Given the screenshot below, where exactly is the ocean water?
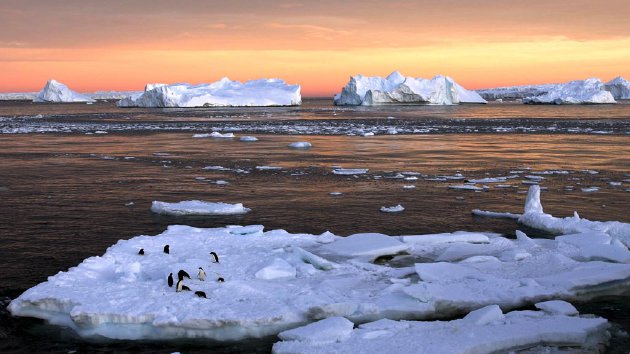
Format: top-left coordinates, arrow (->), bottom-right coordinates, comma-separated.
0,99 -> 629,353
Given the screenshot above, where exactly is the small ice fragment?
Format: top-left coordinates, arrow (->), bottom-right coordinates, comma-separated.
380,205 -> 405,213
581,187 -> 600,193
332,168 -> 369,175
240,136 -> 258,142
403,185 -> 416,189
288,141 -> 312,149
329,192 -> 343,196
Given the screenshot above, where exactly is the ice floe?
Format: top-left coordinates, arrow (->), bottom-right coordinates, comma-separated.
332,168 -> 369,175
192,132 -> 235,138
523,78 -> 616,104
150,200 -> 250,216
33,80 -> 95,103
239,136 -> 259,142
333,71 -> 486,106
117,78 -> 301,107
288,141 -> 312,149
273,305 -> 609,354
380,205 -> 405,213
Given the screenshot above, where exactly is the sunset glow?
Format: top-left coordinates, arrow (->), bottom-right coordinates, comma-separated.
1,0 -> 629,96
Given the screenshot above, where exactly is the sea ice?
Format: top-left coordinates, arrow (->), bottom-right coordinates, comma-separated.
332,168 -> 369,175
273,307 -> 609,354
117,78 -> 301,107
334,71 -> 486,106
380,205 -> 405,213
150,200 -> 250,216
523,78 -> 616,104
33,80 -> 95,103
288,142 -> 312,149
240,136 -> 259,142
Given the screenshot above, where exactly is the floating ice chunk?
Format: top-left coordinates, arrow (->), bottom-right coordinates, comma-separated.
463,304 -> 504,325
523,78 -> 616,104
535,300 -> 579,316
333,71 -> 487,106
194,132 -> 236,138
581,187 -> 600,193
273,308 -> 609,354
255,258 -> 296,280
202,165 -> 230,171
150,200 -> 250,216
402,185 -> 416,189
239,136 -> 258,142
288,141 -> 312,149
256,166 -> 283,170
448,185 -> 485,191
277,317 -> 354,344
321,233 -> 408,260
466,177 -> 508,183
472,209 -> 521,220
33,80 -> 95,103
518,185 -> 630,244
332,168 -> 369,175
117,78 -> 301,107
380,205 -> 405,213
329,192 -> 343,196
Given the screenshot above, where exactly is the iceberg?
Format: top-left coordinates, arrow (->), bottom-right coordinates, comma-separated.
117,78 -> 301,107
476,84 -> 557,100
333,71 -> 487,106
33,80 -> 95,103
273,306 -> 609,354
605,76 -> 630,100
522,78 -> 616,104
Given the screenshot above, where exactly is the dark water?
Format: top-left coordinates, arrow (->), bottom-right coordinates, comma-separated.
0,99 -> 629,353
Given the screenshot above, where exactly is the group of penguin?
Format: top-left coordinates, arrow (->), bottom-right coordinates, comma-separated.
138,244 -> 223,299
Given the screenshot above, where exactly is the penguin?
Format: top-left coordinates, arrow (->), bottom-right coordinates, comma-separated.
217,277 -> 225,283
198,267 -> 206,281
210,251 -> 219,263
167,273 -> 174,287
138,248 -> 144,255
176,279 -> 191,292
194,291 -> 207,298
178,269 -> 191,281
163,245 -> 170,254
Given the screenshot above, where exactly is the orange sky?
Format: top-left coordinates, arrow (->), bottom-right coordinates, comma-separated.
1,0 -> 629,96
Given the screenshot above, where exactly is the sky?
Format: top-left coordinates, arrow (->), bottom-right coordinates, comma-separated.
1,0 -> 629,96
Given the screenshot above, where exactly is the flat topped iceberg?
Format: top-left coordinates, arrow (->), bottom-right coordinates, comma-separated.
273,306 -> 609,354
150,200 -> 250,216
117,77 -> 301,108
605,76 -> 630,100
33,80 -> 95,103
334,71 -> 487,106
523,78 -> 616,104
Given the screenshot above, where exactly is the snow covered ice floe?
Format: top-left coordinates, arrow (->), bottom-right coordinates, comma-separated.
33,80 -> 95,103
117,78 -> 301,107
523,78 -> 616,104
333,71 -> 487,106
150,200 -> 250,216
272,305 -> 609,354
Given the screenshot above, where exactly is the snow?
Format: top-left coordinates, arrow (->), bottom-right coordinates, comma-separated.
150,200 -> 251,216
33,80 -> 95,103
117,78 -> 301,107
273,307 -> 609,354
523,78 -> 616,104
605,76 -> 630,99
288,141 -> 312,149
334,71 -> 487,106
321,233 -> 408,260
332,168 -> 368,175
380,205 -> 405,213
255,258 -> 296,280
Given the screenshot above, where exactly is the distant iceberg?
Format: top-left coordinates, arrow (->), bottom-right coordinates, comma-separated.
33,80 -> 95,103
522,78 -> 616,104
333,71 -> 487,106
117,78 -> 301,108
604,76 -> 630,100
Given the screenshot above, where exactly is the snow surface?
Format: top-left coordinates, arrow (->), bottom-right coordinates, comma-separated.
117,78 -> 301,107
334,71 -> 487,106
605,76 -> 630,100
273,306 -> 609,354
523,78 -> 616,104
33,80 -> 95,103
150,200 -> 250,216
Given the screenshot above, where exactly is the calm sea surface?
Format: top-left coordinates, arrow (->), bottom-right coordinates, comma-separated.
0,99 -> 629,353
